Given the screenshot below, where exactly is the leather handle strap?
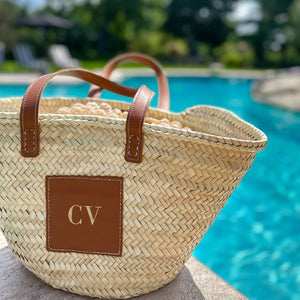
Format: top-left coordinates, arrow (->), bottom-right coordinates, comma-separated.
20,68 -> 155,163
87,52 -> 170,111
125,85 -> 153,163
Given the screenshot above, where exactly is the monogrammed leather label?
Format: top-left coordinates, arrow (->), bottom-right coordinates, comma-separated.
46,175 -> 123,256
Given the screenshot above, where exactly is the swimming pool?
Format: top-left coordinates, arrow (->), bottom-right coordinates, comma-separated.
1,76 -> 299,300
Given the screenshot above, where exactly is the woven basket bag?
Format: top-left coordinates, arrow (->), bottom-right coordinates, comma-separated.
0,64 -> 267,299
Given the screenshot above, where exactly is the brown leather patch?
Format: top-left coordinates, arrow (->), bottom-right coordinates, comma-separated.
46,175 -> 123,256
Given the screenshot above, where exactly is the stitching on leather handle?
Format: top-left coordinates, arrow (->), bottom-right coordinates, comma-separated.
21,77 -> 39,155
127,135 -> 139,158
23,129 -> 37,154
125,86 -> 154,163
21,75 -> 50,156
126,87 -> 142,161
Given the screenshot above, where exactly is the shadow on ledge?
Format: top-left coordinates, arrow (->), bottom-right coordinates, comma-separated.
0,247 -> 203,300
134,265 -> 204,300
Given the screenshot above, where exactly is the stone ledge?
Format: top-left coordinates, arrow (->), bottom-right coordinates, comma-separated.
0,231 -> 246,300
0,67 -> 264,85
252,73 -> 300,111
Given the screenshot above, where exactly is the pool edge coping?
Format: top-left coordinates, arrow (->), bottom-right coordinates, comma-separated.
0,67 -> 266,85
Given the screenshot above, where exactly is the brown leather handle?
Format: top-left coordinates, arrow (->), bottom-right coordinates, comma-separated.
87,52 -> 170,111
20,68 -> 155,163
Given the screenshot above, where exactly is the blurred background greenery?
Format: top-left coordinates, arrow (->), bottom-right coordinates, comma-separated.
0,0 -> 300,70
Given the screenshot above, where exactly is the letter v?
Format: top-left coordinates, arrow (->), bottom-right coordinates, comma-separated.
85,206 -> 102,225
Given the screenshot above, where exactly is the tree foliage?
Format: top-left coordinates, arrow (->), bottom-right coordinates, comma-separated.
164,0 -> 237,55
1,0 -> 300,68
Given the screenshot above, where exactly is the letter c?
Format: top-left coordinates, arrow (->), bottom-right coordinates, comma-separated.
68,205 -> 82,225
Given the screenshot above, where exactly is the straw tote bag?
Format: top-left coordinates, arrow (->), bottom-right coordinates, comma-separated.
0,65 -> 267,299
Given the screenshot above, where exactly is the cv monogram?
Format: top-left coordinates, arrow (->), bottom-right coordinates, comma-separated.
68,205 -> 102,226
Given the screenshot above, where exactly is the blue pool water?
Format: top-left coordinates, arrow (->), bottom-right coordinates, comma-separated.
1,76 -> 300,300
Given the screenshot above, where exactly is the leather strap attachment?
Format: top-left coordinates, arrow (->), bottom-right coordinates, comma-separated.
125,85 -> 154,163
20,68 -> 154,163
88,52 -> 170,111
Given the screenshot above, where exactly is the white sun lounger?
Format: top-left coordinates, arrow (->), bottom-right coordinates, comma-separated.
13,43 -> 49,74
48,44 -> 80,68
